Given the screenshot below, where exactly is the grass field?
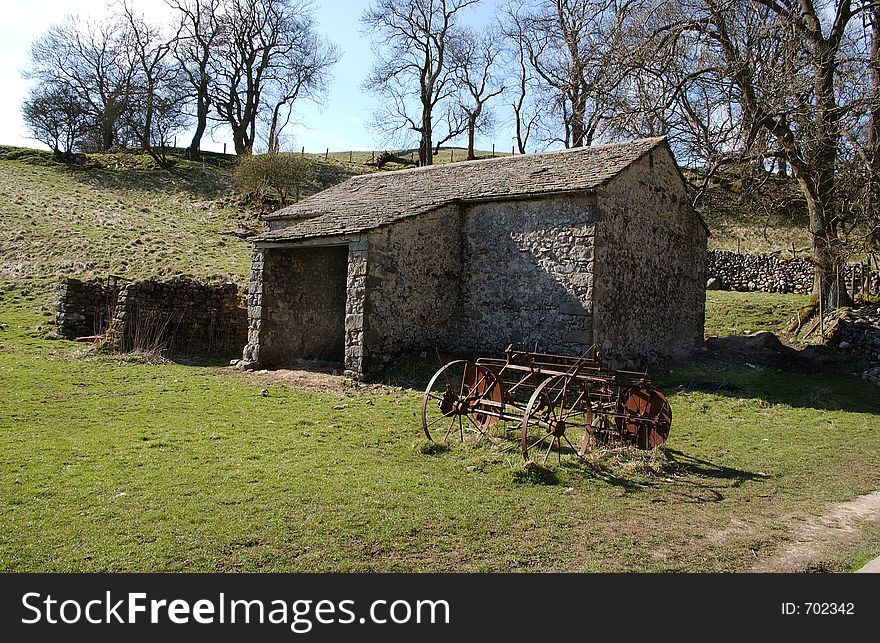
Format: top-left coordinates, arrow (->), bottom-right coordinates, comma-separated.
1,291 -> 879,572
704,291 -> 809,337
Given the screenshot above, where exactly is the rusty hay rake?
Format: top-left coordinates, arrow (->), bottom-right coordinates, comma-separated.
421,346 -> 672,463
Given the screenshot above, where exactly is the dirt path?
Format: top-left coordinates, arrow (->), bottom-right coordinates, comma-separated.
751,491 -> 880,572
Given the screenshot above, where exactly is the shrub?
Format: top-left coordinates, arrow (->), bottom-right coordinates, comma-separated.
234,152 -> 315,207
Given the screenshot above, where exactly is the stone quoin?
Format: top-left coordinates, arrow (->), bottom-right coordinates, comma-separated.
241,136 -> 708,379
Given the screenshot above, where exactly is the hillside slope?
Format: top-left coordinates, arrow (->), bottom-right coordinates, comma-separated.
0,150 -> 256,292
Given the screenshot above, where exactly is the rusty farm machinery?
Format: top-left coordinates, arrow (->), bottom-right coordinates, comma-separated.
421,347 -> 672,463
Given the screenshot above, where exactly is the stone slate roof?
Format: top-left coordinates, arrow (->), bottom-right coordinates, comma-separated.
253,136 -> 667,243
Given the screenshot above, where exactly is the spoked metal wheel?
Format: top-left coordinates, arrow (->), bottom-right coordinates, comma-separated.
619,387 -> 672,449
519,376 -> 594,463
421,360 -> 503,443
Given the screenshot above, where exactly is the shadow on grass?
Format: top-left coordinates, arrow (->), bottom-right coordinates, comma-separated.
664,450 -> 769,486
665,365 -> 880,415
66,164 -> 231,200
550,447 -> 766,502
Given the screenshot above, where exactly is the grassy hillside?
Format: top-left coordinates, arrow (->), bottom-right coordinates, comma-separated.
0,147 -> 253,292
691,167 -> 813,255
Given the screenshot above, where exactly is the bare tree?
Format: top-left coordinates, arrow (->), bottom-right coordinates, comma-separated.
167,0 -> 223,156
21,81 -> 92,157
500,0 -> 542,153
118,1 -> 189,167
450,26 -> 505,159
515,0 -> 623,148
26,15 -> 137,150
209,0 -> 336,155
361,0 -> 480,166
652,0 -> 877,309
264,27 -> 340,153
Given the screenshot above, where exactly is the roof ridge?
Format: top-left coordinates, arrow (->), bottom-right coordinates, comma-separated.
361,136 -> 667,180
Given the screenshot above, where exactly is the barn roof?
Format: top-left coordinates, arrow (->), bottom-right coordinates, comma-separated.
253,136 -> 668,243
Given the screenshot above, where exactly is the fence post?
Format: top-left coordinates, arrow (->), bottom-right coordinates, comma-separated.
492,144 -> 495,157
349,150 -> 353,162
372,151 -> 375,163
450,149 -> 454,162
325,148 -> 329,160
301,146 -> 305,158
223,143 -> 226,155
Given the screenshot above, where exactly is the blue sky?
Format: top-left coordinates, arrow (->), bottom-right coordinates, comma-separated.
1,0 -> 505,153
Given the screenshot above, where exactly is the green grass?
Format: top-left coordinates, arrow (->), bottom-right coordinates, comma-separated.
704,291 -> 809,338
1,293 -> 878,572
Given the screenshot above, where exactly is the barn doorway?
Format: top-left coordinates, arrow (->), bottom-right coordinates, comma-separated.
262,244 -> 348,365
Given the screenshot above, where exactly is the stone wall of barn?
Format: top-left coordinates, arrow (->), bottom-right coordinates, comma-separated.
250,245 -> 349,366
456,194 -> 598,355
360,205 -> 463,375
593,148 -> 707,364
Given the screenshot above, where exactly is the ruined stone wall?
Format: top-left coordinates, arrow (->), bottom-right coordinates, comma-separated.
56,276 -> 246,355
594,148 -> 707,363
457,195 -> 597,355
255,245 -> 349,366
833,304 -> 880,364
707,250 -> 879,295
56,278 -> 118,339
362,206 -> 462,374
113,277 -> 246,356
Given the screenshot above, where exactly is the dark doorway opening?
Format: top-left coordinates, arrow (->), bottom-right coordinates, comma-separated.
262,244 -> 348,365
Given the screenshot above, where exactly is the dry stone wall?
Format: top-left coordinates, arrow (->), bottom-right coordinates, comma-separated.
56,278 -> 118,339
113,277 -> 246,356
57,277 -> 246,356
834,304 -> 880,365
707,250 -> 879,295
457,195 -> 597,355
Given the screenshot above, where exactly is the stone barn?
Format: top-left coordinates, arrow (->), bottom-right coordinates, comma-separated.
242,136 -> 707,379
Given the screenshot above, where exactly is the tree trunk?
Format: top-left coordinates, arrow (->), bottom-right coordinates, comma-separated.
232,126 -> 249,155
101,117 -> 115,150
569,89 -> 587,148
796,173 -> 851,310
420,105 -> 432,166
466,113 -> 477,160
188,88 -> 209,157
514,109 -> 527,154
869,6 -> 880,237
